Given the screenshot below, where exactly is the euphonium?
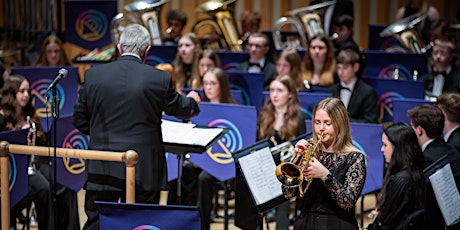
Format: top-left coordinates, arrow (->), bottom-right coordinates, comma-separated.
110,0 -> 167,45
380,13 -> 430,53
275,133 -> 323,197
26,116 -> 37,176
272,0 -> 336,49
192,0 -> 242,51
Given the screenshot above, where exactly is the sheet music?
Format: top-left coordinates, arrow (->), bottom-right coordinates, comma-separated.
238,146 -> 283,205
429,163 -> 460,226
161,119 -> 223,146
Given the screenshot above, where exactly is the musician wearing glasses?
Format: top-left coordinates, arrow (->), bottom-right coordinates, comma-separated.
419,39 -> 460,99
197,67 -> 237,230
284,97 -> 366,230
0,75 -> 51,230
236,32 -> 276,89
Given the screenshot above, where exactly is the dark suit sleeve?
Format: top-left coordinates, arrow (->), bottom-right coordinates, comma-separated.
164,77 -> 200,120
72,80 -> 90,135
350,84 -> 378,123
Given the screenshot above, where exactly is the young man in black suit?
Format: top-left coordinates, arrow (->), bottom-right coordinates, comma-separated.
407,104 -> 460,230
419,38 -> 460,99
328,48 -> 378,123
436,92 -> 460,153
236,32 -> 276,89
72,24 -> 201,230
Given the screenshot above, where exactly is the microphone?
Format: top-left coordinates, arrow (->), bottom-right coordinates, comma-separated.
47,68 -> 68,91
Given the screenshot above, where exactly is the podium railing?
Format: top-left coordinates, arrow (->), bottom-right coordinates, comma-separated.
0,141 -> 138,230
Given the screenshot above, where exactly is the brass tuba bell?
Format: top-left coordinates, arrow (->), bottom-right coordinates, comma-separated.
380,13 -> 431,53
192,0 -> 242,51
275,133 -> 323,197
272,0 -> 336,49
110,0 -> 167,45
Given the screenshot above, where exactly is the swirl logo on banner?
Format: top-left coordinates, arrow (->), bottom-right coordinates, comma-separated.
377,92 -> 405,123
378,64 -> 412,80
76,9 -> 108,42
207,119 -> 243,164
31,79 -> 66,118
62,129 -> 88,174
133,225 -> 161,230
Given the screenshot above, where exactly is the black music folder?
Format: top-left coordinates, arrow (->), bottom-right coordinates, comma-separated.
161,119 -> 227,154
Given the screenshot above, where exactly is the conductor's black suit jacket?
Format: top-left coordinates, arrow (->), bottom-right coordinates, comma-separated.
72,55 -> 200,192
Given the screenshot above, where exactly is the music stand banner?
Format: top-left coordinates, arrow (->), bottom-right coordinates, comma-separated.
262,91 -> 331,119
367,24 -> 401,51
0,129 -> 28,207
392,98 -> 433,123
226,71 -> 264,108
188,102 -> 257,181
11,66 -> 79,132
216,50 -> 249,71
96,201 -> 201,229
306,121 -> 384,195
64,0 -> 117,50
363,77 -> 424,123
363,50 -> 428,78
50,115 -> 87,191
146,45 -> 178,66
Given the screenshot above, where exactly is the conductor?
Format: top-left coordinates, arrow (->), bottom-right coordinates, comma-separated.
72,24 -> 201,230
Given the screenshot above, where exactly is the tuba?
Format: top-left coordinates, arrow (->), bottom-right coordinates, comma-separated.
275,133 -> 323,197
272,0 -> 336,49
192,0 -> 243,51
110,0 -> 167,45
380,13 -> 431,53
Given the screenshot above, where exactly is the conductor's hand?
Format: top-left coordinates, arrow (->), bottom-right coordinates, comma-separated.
187,91 -> 201,105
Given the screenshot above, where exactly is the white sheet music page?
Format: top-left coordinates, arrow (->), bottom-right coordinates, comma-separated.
238,146 -> 283,205
429,163 -> 460,226
161,119 -> 223,146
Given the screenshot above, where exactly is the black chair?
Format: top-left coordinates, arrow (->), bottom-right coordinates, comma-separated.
400,209 -> 425,230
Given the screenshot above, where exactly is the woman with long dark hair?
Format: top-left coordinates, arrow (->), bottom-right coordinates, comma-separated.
367,122 -> 425,229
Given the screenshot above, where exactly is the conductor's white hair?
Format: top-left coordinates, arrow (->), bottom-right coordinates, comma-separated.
119,24 -> 151,56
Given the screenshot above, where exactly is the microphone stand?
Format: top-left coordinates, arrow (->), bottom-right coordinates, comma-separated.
49,86 -> 60,230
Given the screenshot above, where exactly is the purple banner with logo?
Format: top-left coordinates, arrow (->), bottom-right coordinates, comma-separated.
392,98 -> 434,124
50,115 -> 87,191
146,45 -> 178,66
363,77 -> 424,123
226,71 -> 264,108
186,102 -> 257,182
64,0 -> 117,50
363,50 -> 428,79
97,201 -> 201,229
11,66 -> 79,132
263,91 -> 331,119
0,129 -> 28,207
216,50 -> 249,71
306,121 -> 384,195
368,24 -> 401,51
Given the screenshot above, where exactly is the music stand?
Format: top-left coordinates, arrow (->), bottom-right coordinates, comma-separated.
162,121 -> 228,204
233,139 -> 288,229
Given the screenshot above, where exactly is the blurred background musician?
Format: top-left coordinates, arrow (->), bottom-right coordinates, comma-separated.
163,9 -> 188,45
1,75 -> 51,230
196,49 -> 222,89
173,33 -> 202,90
275,48 -> 306,92
302,34 -> 336,89
197,67 -> 237,230
236,32 -> 275,89
435,93 -> 460,154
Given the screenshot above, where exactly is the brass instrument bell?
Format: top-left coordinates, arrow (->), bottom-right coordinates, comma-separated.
380,13 -> 428,53
192,0 -> 242,51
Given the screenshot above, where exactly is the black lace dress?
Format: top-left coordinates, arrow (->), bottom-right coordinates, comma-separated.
283,150 -> 367,230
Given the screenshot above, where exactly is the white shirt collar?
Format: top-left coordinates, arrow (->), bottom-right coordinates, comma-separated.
121,53 -> 141,60
444,125 -> 460,142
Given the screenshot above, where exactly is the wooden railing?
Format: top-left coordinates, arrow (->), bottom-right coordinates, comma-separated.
0,141 -> 138,230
